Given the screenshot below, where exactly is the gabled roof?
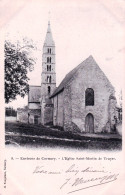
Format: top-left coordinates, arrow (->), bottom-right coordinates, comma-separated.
28,86 -> 41,103
50,55 -> 114,98
50,56 -> 92,98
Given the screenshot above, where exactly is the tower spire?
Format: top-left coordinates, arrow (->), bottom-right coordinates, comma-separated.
47,20 -> 51,33
44,19 -> 54,46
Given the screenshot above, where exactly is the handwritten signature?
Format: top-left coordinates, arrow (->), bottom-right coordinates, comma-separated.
33,164 -> 119,194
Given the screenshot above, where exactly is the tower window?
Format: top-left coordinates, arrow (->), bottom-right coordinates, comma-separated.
47,48 -> 51,54
47,65 -> 51,71
85,88 -> 94,106
47,57 -> 49,63
47,76 -> 49,83
47,57 -> 51,63
47,76 -> 51,83
48,86 -> 51,94
49,76 -> 51,83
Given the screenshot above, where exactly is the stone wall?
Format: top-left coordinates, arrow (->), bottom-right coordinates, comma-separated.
17,108 -> 28,123
44,105 -> 53,124
41,82 -> 56,98
57,92 -> 64,127
108,96 -> 117,132
63,60 -> 115,133
52,91 -> 64,127
63,85 -> 72,131
53,95 -> 57,126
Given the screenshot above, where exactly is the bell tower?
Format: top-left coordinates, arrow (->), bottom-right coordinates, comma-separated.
41,21 -> 56,125
41,21 -> 56,98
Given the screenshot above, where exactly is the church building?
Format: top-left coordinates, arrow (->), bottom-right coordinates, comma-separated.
17,21 -> 118,133
50,55 -> 117,133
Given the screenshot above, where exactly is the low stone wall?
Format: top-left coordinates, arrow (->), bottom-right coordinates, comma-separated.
17,109 -> 28,123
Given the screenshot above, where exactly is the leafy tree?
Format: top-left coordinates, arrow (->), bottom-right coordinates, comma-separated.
5,38 -> 36,103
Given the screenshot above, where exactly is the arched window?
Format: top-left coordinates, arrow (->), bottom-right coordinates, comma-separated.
48,86 -> 51,94
47,57 -> 49,63
49,76 -> 51,83
47,76 -> 49,83
85,88 -> 94,106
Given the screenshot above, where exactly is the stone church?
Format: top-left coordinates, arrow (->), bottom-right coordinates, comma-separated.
17,21 -> 118,133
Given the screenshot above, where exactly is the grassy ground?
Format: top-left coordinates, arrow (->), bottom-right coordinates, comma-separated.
5,122 -> 122,150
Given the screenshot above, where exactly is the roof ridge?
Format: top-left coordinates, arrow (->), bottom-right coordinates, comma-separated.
51,55 -> 93,98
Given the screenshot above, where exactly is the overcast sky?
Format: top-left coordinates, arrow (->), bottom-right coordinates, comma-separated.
4,0 -> 125,109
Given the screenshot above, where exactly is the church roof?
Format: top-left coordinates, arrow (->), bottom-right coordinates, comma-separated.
44,21 -> 55,46
51,56 -> 92,98
28,86 -> 41,103
50,55 -> 114,98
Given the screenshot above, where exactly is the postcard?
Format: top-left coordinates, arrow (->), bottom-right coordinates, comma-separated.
0,0 -> 125,194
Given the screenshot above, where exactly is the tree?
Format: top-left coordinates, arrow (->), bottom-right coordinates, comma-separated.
5,38 -> 36,103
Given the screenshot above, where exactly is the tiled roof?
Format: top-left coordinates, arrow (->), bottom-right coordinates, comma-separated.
51,55 -> 94,98
28,86 -> 41,103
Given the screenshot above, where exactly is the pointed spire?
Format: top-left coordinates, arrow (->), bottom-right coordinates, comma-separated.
47,21 -> 51,33
44,21 -> 55,46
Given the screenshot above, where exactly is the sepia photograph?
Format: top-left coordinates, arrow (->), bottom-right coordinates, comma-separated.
4,0 -> 123,151
1,0 -> 125,195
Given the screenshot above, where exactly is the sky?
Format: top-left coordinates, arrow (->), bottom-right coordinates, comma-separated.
3,0 -> 125,109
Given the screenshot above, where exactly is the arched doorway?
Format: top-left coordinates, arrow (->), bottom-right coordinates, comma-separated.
85,113 -> 94,133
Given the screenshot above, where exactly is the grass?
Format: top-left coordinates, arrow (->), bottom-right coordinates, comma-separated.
5,122 -> 122,150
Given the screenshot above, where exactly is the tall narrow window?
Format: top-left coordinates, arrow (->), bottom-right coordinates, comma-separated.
50,48 -> 51,54
50,57 -> 51,63
49,76 -> 51,83
49,65 -> 51,71
48,86 -> 51,94
47,57 -> 49,63
48,48 -> 49,53
47,65 -> 48,71
47,76 -> 49,83
85,88 -> 94,106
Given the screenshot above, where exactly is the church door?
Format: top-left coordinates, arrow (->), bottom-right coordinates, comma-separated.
85,113 -> 94,133
34,115 -> 39,124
